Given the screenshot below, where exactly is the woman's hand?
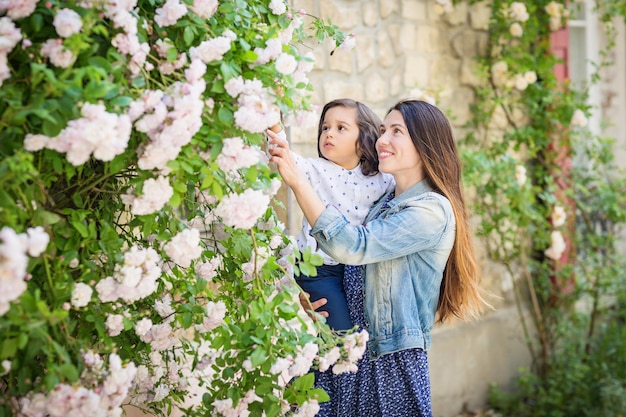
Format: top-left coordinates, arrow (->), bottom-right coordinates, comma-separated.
299,291 -> 329,321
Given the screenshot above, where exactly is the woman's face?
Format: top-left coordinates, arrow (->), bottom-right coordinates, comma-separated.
318,106 -> 361,170
377,110 -> 423,181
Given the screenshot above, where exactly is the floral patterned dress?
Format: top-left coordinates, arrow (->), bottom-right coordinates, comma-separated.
315,192 -> 433,417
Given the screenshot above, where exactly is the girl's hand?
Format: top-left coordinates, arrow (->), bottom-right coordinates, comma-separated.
266,128 -> 306,189
267,128 -> 327,232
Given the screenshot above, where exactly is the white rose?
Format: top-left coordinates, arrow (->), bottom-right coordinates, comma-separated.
53,9 -> 83,38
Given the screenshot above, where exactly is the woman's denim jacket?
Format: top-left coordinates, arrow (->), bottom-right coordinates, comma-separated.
310,180 -> 456,359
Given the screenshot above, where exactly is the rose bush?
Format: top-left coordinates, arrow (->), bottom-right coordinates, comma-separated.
0,1 -> 366,416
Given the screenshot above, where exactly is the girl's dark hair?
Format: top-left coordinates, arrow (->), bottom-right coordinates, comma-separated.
389,99 -> 486,322
316,98 -> 381,176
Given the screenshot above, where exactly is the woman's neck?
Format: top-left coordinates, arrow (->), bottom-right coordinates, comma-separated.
393,172 -> 425,195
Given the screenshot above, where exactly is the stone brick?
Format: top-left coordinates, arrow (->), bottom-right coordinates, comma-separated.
362,1 -> 378,27
438,86 -> 475,126
416,24 -> 440,54
328,46 -> 355,74
380,0 -> 399,18
293,0 -> 316,16
460,57 -> 482,87
322,79 -> 366,102
377,30 -> 395,67
469,1 -> 492,31
398,23 -> 418,51
356,33 -> 375,73
444,0 -> 468,26
404,55 -> 430,87
401,0 -> 428,21
319,0 -> 360,30
451,28 -> 482,58
365,72 -> 388,104
429,55 -> 461,88
390,67 -> 403,96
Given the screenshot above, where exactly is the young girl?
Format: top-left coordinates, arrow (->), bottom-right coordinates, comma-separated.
271,98 -> 393,331
269,100 -> 487,416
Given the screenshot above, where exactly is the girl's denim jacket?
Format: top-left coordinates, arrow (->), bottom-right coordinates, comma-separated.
310,180 -> 456,359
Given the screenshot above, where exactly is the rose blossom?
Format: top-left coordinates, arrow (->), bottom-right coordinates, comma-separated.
53,8 -> 82,38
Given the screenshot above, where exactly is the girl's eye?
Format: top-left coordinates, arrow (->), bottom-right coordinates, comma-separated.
322,126 -> 329,131
338,125 -> 346,131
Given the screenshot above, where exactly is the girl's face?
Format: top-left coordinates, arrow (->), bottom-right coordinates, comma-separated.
319,106 -> 361,170
377,110 -> 424,182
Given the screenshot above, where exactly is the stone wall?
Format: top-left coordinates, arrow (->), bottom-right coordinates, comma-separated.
285,1 -> 533,416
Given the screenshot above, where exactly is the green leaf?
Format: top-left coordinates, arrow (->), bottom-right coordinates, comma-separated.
250,346 -> 268,366
1,338 -> 18,359
166,46 -> 179,62
183,26 -> 195,46
72,220 -> 89,238
217,107 -> 233,123
291,372 -> 315,391
170,192 -> 182,207
58,363 -> 79,382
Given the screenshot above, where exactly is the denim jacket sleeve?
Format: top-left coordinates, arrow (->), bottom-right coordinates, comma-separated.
310,194 -> 453,265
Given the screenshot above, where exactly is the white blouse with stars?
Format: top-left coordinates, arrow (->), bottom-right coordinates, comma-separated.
293,152 -> 394,266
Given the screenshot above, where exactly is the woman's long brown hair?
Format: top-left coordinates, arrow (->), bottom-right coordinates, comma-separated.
391,100 -> 488,322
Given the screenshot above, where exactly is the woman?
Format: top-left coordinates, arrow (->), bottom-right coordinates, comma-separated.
268,100 -> 486,416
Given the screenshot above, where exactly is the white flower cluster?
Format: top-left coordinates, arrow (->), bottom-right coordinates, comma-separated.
212,393 -> 260,417
163,228 -> 203,268
95,245 -> 162,304
87,0 -> 151,76
24,103 -> 132,166
544,230 -> 567,260
190,0 -> 218,19
194,254 -> 223,281
155,39 -> 188,75
225,75 -> 281,133
507,2 -> 530,22
213,188 -> 271,230
132,339 -> 219,408
570,109 -> 588,127
155,0 -> 187,27
545,1 -> 569,31
133,65 -> 207,172
268,329 -> 369,386
505,2 -> 529,37
0,0 -> 38,20
292,400 -> 321,417
189,30 -> 235,64
0,17 -> 22,86
0,226 -> 49,315
122,176 -> 174,216
40,38 -> 76,68
53,8 -> 83,38
241,246 -> 270,282
328,329 -> 369,374
544,205 -> 568,260
338,33 -> 356,51
17,353 -> 136,417
490,61 -> 537,91
216,137 -> 264,173
269,0 -> 287,15
515,164 -> 527,186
